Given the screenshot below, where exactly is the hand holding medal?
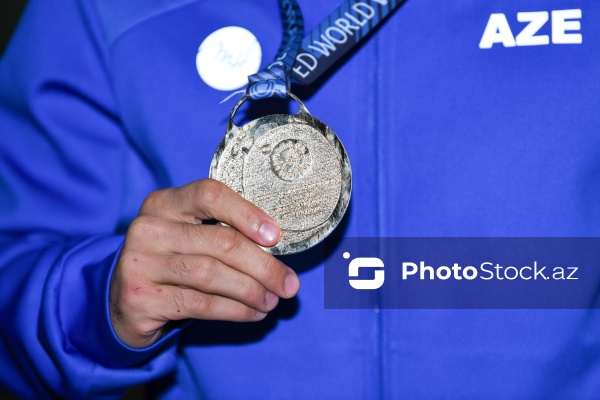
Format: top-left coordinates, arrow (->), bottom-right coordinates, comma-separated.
110,0 -> 403,347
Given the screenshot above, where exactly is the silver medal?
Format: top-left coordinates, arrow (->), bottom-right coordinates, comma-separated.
210,94 -> 351,255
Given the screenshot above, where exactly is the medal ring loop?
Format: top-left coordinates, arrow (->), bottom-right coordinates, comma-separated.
227,93 -> 310,132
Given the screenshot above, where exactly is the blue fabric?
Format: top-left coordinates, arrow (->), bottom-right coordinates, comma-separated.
2,0 -> 600,398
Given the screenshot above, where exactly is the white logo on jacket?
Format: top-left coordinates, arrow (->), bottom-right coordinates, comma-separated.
196,26 -> 262,90
479,9 -> 582,48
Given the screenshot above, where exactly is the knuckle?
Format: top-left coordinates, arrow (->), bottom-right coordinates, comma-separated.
128,215 -> 155,238
257,256 -> 286,284
212,227 -> 243,254
118,284 -> 143,312
118,248 -> 141,268
187,291 -> 215,316
116,249 -> 146,280
141,188 -> 170,213
241,207 -> 261,233
240,281 -> 266,306
196,179 -> 226,208
127,215 -> 171,245
192,257 -> 219,288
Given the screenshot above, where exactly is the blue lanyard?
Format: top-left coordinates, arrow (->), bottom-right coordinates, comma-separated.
246,0 -> 406,100
246,0 -> 304,100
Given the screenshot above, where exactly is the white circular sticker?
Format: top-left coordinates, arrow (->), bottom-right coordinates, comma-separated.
196,26 -> 262,91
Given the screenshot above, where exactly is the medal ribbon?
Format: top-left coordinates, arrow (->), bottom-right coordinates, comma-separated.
246,0 -> 406,100
246,0 -> 305,100
293,0 -> 405,85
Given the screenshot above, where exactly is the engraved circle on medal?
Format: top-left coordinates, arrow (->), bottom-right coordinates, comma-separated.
270,139 -> 312,181
243,124 -> 342,234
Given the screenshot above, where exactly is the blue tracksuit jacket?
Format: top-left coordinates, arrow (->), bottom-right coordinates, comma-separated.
1,0 -> 600,398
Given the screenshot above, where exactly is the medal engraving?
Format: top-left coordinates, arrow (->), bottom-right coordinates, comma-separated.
270,139 -> 311,181
210,94 -> 351,255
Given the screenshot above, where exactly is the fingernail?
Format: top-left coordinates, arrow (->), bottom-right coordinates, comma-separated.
265,291 -> 279,310
259,221 -> 279,244
284,273 -> 300,297
256,311 -> 267,319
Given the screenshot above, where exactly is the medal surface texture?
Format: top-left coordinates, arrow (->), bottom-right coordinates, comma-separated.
210,94 -> 351,255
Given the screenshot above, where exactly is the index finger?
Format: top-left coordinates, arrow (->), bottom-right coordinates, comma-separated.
142,179 -> 281,248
